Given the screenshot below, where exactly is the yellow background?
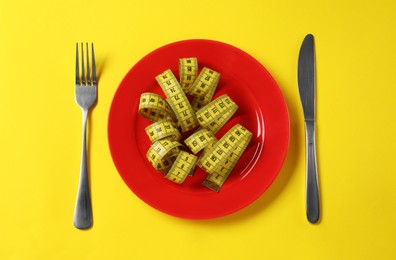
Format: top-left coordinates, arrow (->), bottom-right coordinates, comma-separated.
1,0 -> 395,259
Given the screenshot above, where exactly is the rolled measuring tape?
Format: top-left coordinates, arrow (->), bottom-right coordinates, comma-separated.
204,104 -> 238,134
138,92 -> 176,122
184,128 -> 217,176
164,151 -> 198,184
191,84 -> 217,111
184,128 -> 216,154
179,57 -> 198,92
187,67 -> 220,111
187,67 -> 220,98
196,137 -> 218,169
156,69 -> 199,132
140,59 -> 251,190
198,124 -> 252,192
145,119 -> 181,143
146,139 -> 184,173
195,94 -> 238,130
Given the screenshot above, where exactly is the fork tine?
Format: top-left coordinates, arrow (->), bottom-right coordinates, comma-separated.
86,43 -> 91,86
91,43 -> 97,86
81,43 -> 86,86
76,43 -> 80,85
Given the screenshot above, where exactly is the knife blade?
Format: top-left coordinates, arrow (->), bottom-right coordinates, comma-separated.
298,34 -> 320,224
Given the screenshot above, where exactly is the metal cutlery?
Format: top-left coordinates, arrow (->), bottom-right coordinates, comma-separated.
298,34 -> 320,224
74,43 -> 97,229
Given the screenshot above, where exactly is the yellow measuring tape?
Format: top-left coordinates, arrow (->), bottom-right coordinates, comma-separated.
195,94 -> 238,131
179,57 -> 198,92
156,69 -> 199,133
187,67 -> 220,98
138,92 -> 176,122
189,67 -> 220,111
184,128 -> 216,154
199,124 -> 253,192
145,119 -> 181,143
164,151 -> 198,183
196,137 -> 218,169
205,104 -> 238,134
138,58 -> 251,189
146,139 -> 184,173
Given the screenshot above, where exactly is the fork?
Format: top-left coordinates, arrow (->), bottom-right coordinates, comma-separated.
74,43 -> 97,229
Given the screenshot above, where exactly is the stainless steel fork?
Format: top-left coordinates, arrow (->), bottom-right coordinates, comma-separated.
74,43 -> 97,229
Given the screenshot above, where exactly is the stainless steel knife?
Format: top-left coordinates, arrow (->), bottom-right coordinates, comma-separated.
298,34 -> 320,223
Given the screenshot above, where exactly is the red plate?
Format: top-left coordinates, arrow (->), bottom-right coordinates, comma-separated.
108,39 -> 289,219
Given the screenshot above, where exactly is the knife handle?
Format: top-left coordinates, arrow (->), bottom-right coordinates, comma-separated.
305,120 -> 320,223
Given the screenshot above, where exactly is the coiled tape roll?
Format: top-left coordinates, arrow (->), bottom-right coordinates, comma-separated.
195,94 -> 238,134
145,119 -> 181,143
138,59 -> 251,190
146,139 -> 184,173
138,92 -> 176,122
156,69 -> 199,132
179,57 -> 198,92
199,124 -> 252,192
184,128 -> 216,154
165,151 -> 198,184
188,67 -> 220,111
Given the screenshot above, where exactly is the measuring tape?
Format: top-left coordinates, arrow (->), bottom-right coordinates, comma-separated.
145,119 -> 181,143
156,69 -> 199,132
139,59 -> 251,190
184,128 -> 216,154
187,67 -> 220,98
198,124 -> 252,192
187,67 -> 220,111
204,103 -> 238,134
146,139 -> 184,173
191,85 -> 217,111
196,137 -> 218,169
195,94 -> 238,129
164,151 -> 198,184
138,92 -> 176,122
179,57 -> 198,92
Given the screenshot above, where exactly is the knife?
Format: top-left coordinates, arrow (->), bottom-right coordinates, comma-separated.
298,34 -> 320,223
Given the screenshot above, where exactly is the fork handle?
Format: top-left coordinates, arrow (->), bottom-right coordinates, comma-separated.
74,109 -> 93,229
305,121 -> 320,224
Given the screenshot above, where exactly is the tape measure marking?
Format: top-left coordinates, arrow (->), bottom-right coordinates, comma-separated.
156,69 -> 199,132
199,124 -> 251,173
195,138 -> 218,168
146,139 -> 184,172
184,128 -> 216,154
190,86 -> 215,111
165,151 -> 198,184
203,135 -> 251,192
138,92 -> 176,122
195,94 -> 238,128
198,124 -> 252,192
145,119 -> 181,143
187,67 -> 219,111
187,67 -> 220,98
179,58 -> 198,92
204,104 -> 238,134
